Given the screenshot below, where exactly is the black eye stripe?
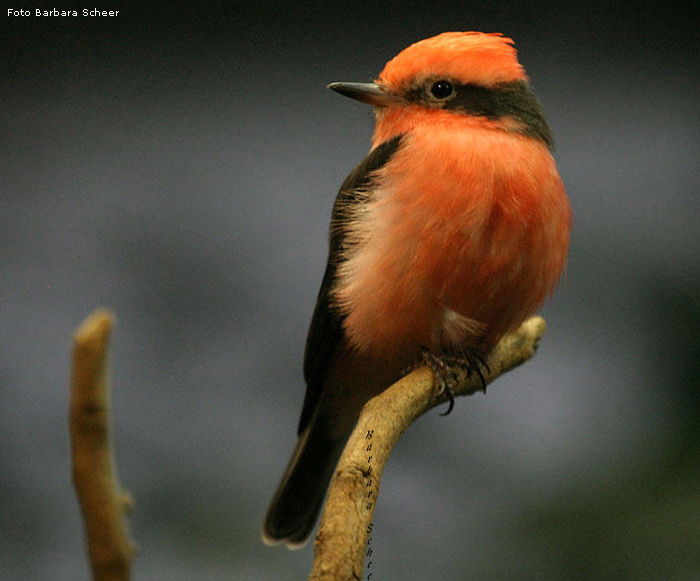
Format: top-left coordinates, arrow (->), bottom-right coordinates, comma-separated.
444,81 -> 554,149
403,80 -> 553,150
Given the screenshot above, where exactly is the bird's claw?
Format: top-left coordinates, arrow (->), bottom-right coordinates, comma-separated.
419,348 -> 491,415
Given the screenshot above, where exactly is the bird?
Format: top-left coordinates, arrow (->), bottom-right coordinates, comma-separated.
262,31 -> 571,548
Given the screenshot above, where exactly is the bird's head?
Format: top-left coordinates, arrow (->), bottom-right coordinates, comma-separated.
328,32 -> 553,149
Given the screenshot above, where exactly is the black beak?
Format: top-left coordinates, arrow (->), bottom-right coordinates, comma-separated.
327,82 -> 397,107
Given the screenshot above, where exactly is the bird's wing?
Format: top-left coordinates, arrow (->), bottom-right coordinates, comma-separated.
297,135 -> 404,435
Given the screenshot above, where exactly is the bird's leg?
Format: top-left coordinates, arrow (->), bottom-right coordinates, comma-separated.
419,348 -> 491,416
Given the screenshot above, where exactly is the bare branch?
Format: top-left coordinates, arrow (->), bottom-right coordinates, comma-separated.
70,309 -> 135,581
310,316 -> 547,580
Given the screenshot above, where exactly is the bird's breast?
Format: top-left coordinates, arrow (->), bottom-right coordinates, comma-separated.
332,124 -> 571,357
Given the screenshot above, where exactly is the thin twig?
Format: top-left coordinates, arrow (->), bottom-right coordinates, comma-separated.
310,316 -> 547,580
70,309 -> 135,581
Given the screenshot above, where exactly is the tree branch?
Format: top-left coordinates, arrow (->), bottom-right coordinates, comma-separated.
309,315 -> 547,580
70,309 -> 136,581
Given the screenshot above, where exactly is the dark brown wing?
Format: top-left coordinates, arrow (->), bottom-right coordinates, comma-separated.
297,135 -> 404,435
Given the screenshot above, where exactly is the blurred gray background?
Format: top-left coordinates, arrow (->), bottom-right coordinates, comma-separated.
2,1 -> 699,579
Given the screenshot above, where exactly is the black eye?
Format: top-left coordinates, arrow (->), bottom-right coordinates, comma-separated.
430,80 -> 454,99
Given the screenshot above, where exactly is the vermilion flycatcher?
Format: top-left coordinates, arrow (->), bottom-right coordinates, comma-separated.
263,31 -> 571,548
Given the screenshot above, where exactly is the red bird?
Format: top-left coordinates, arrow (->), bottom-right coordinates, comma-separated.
263,31 -> 571,548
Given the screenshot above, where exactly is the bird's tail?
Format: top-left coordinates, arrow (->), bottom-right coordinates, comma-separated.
262,413 -> 347,549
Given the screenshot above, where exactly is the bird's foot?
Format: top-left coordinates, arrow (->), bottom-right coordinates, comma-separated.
419,348 -> 491,416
